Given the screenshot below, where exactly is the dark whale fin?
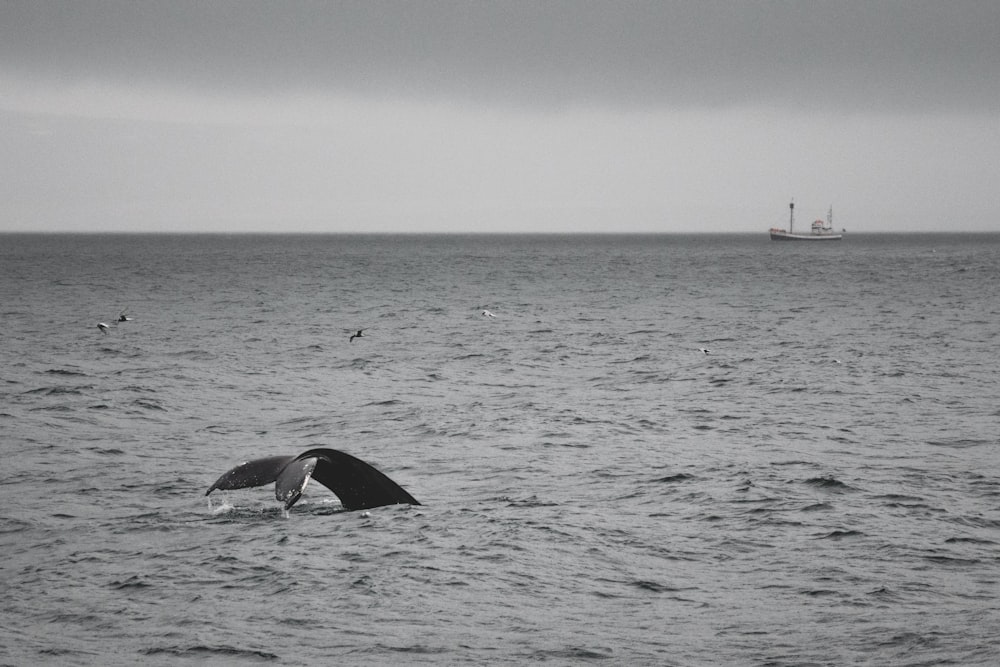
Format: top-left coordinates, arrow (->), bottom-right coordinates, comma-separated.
206,448 -> 419,512
275,456 -> 318,510
206,455 -> 296,495
299,448 -> 420,511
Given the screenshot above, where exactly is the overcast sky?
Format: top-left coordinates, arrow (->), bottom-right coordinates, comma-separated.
2,0 -> 998,233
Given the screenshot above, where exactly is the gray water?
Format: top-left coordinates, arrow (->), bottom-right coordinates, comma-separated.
2,233 -> 999,666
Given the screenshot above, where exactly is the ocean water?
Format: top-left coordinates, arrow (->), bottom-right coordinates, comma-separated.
1,232 -> 999,666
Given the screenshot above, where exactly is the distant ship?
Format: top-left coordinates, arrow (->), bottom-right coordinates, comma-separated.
770,200 -> 843,241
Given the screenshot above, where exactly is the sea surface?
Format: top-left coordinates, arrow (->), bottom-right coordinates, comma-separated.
1,233 -> 999,666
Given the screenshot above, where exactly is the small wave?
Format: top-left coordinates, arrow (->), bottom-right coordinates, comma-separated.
651,473 -> 695,484
868,586 -> 898,598
631,579 -> 682,593
88,446 -> 125,455
532,646 -> 614,661
30,404 -> 75,412
771,459 -> 820,467
376,643 -> 449,656
45,368 -> 88,377
38,647 -> 85,658
800,502 -> 833,512
803,476 -> 856,492
611,354 -> 653,364
121,384 -> 156,394
923,554 -> 981,566
802,588 -> 841,597
815,529 -> 863,540
197,423 -> 237,434
0,517 -> 34,534
109,575 -> 151,590
872,493 -> 924,503
278,415 -> 323,426
140,645 -> 278,661
944,536 -> 996,545
540,440 -> 590,449
504,495 -> 559,508
926,438 -> 993,449
167,349 -> 216,361
24,385 -> 90,396
209,498 -> 236,515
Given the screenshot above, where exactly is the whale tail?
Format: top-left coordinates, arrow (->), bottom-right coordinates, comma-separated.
275,456 -> 318,509
206,448 -> 419,512
205,455 -> 296,494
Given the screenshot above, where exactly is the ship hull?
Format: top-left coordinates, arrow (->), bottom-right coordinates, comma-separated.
769,230 -> 842,241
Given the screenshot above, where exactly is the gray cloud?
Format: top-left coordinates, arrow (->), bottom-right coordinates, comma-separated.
2,0 -> 998,112
2,1 -> 997,234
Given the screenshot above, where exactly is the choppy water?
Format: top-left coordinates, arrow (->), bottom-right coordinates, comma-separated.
2,233 -> 999,666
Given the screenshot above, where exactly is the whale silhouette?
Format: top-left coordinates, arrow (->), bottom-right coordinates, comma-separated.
206,448 -> 419,511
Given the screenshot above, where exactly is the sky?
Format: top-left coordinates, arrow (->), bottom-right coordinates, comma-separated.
1,0 -> 998,233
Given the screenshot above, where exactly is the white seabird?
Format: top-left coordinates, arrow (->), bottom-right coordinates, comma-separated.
698,347 -> 710,354
481,309 -> 496,318
97,323 -> 110,334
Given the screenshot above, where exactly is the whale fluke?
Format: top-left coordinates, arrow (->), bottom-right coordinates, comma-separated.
206,455 -> 295,493
206,448 -> 419,511
275,456 -> 318,508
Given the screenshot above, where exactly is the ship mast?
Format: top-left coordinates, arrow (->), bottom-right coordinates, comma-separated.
789,199 -> 795,234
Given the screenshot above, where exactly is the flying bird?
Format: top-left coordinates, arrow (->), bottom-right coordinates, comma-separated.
481,309 -> 496,318
97,322 -> 110,334
349,329 -> 367,342
206,448 -> 420,512
117,308 -> 132,322
698,347 -> 710,354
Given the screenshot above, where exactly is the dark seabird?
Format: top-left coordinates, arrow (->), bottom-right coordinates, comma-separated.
206,447 -> 420,512
698,347 -> 710,354
349,329 -> 367,342
118,308 -> 132,322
